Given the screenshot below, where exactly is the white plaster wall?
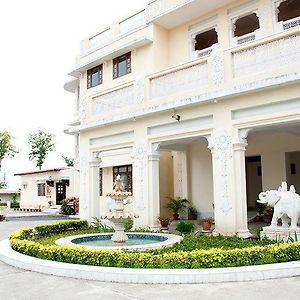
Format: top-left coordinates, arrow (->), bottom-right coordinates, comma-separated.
187,140 -> 214,218
286,151 -> 300,193
159,151 -> 174,217
18,169 -> 77,209
247,132 -> 300,191
0,194 -> 20,204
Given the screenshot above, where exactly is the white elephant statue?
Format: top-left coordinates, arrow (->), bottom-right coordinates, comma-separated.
257,182 -> 300,229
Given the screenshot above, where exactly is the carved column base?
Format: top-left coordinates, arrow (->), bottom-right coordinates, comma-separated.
261,226 -> 300,241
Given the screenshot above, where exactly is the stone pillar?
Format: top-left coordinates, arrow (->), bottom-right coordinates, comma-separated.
209,132 -> 236,235
148,144 -> 160,229
172,150 -> 188,199
233,140 -> 251,238
89,153 -> 101,221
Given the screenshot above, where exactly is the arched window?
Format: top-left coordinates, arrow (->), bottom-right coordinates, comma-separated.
194,29 -> 218,51
277,0 -> 300,22
234,13 -> 260,37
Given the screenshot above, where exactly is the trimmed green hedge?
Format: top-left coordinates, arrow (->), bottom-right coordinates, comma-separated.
9,220 -> 300,269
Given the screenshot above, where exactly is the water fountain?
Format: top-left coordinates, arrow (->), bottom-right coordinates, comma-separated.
56,175 -> 182,250
101,174 -> 138,243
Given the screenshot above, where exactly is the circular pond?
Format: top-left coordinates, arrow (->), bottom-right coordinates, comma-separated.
56,232 -> 182,251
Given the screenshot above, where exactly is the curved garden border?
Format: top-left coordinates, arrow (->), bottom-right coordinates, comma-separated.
1,239 -> 300,284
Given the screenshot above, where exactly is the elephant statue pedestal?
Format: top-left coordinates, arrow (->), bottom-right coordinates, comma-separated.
260,226 -> 300,242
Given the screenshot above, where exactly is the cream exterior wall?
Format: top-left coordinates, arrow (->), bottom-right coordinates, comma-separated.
18,169 -> 79,209
66,0 -> 300,235
0,194 -> 20,204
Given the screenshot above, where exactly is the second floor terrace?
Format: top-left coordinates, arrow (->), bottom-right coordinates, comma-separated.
67,23 -> 300,132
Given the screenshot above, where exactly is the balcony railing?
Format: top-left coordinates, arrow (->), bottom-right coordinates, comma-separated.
149,61 -> 208,99
119,10 -> 146,36
92,84 -> 135,116
83,10 -> 147,53
146,0 -> 194,21
232,32 -> 300,78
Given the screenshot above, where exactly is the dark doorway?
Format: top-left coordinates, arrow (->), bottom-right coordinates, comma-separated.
56,182 -> 66,205
246,156 -> 263,209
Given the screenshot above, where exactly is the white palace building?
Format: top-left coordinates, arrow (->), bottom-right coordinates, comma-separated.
64,0 -> 300,237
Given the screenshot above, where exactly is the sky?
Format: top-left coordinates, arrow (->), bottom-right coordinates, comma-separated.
0,0 -> 146,189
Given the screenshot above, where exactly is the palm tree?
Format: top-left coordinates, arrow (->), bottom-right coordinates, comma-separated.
165,196 -> 189,220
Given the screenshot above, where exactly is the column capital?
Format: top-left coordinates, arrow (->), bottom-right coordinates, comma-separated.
89,152 -> 101,168
233,141 -> 247,152
148,154 -> 160,161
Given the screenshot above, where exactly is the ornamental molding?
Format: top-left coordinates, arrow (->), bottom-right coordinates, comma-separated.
70,71 -> 300,133
210,132 -> 233,214
132,144 -> 148,212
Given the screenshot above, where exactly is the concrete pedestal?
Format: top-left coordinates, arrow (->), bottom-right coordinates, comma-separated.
261,226 -> 300,241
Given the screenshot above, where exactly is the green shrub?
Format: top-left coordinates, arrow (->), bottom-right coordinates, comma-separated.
8,220 -> 300,269
124,219 -> 134,231
176,221 -> 195,234
90,217 -> 113,232
60,201 -> 73,215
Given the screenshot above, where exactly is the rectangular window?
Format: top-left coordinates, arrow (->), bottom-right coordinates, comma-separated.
99,168 -> 103,196
113,52 -> 131,79
113,165 -> 132,193
87,65 -> 103,89
37,183 -> 45,196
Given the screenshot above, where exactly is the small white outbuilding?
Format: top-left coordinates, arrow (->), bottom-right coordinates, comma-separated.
15,168 -> 79,210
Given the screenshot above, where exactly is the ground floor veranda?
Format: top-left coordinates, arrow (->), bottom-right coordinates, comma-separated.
79,86 -> 300,236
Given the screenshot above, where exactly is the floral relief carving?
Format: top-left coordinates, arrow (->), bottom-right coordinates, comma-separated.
133,144 -> 148,212
80,155 -> 88,212
233,33 -> 300,77
151,62 -> 208,99
212,132 -> 232,214
210,52 -> 224,86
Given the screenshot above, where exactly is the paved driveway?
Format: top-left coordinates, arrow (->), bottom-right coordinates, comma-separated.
0,218 -> 300,300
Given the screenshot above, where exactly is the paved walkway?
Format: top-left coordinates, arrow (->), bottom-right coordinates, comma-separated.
0,219 -> 300,300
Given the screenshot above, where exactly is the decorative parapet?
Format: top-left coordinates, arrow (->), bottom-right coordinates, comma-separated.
232,31 -> 300,78
92,84 -> 135,116
146,0 -> 194,22
149,60 -> 208,99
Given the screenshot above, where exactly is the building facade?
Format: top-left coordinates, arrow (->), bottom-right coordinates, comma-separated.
65,0 -> 300,236
15,168 -> 79,209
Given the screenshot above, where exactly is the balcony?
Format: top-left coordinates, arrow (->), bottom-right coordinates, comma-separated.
70,27 -> 300,130
146,0 -> 234,28
80,10 -> 147,56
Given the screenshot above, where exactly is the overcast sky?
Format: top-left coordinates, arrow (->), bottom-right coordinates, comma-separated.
0,0 -> 146,188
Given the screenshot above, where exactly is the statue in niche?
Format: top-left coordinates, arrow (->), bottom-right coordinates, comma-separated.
257,182 -> 300,229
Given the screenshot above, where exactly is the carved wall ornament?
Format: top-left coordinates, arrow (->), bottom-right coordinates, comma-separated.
212,132 -> 232,214
210,52 -> 224,86
133,144 -> 148,212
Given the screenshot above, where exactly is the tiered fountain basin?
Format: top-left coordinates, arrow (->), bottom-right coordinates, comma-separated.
56,232 -> 182,251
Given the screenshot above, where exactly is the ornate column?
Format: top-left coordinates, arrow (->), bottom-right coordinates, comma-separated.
89,152 -> 101,221
148,143 -> 160,229
208,132 -> 235,235
172,150 -> 188,199
208,130 -> 251,237
233,135 -> 251,238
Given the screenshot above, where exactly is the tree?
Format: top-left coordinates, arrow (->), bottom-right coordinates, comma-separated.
28,130 -> 55,170
0,131 -> 18,170
61,156 -> 74,167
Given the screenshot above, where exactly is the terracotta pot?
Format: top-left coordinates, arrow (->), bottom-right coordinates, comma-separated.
0,215 -> 6,222
202,221 -> 212,231
173,213 -> 179,220
160,220 -> 169,228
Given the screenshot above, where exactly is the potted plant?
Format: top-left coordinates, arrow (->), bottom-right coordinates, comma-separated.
200,217 -> 213,231
263,207 -> 273,223
188,205 -> 198,220
0,215 -> 6,222
255,201 -> 265,222
165,196 -> 189,220
158,216 -> 170,229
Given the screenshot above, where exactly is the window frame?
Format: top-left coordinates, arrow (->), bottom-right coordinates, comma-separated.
188,16 -> 219,59
87,64 -> 103,89
113,165 -> 133,194
37,183 -> 46,197
113,52 -> 131,79
99,168 -> 103,196
273,0 -> 300,32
